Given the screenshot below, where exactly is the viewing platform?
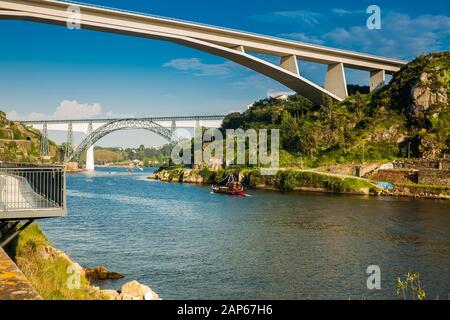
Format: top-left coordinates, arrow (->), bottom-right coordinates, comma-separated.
0,163 -> 67,221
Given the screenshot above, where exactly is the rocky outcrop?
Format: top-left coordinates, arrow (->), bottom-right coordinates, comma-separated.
84,266 -> 123,281
149,169 -> 204,184
100,281 -> 160,300
408,70 -> 449,160
40,246 -> 160,300
387,184 -> 450,200
408,73 -> 448,119
117,280 -> 159,300
182,169 -> 204,183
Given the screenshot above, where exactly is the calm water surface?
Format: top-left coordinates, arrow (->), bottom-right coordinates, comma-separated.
40,168 -> 450,299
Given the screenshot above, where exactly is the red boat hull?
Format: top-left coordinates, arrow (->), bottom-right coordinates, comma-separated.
212,185 -> 245,196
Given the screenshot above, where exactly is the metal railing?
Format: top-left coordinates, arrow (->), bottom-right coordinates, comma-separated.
0,163 -> 66,219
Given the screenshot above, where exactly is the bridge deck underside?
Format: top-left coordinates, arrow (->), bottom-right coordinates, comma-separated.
0,0 -> 406,104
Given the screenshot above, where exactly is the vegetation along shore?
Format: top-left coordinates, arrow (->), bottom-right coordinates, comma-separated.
149,52 -> 450,200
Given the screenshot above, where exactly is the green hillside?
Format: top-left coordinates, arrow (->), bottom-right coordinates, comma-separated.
0,111 -> 60,163
221,52 -> 450,167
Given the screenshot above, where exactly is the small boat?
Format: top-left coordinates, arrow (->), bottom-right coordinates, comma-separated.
212,174 -> 245,196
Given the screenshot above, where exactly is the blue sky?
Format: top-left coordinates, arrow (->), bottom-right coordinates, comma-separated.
1,0 -> 449,147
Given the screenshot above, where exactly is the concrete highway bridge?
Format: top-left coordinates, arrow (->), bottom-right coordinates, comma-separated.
0,0 -> 406,104
22,115 -> 226,170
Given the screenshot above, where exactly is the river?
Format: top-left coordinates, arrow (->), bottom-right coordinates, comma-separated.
40,167 -> 450,300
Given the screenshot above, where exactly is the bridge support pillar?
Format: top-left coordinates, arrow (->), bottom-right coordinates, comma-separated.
280,55 -> 299,75
325,63 -> 348,100
64,122 -> 73,161
85,121 -> 95,171
40,122 -> 49,157
170,119 -> 177,141
370,70 -> 385,92
86,146 -> 95,171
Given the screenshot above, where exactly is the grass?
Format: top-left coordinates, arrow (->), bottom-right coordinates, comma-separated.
4,223 -> 104,300
398,183 -> 450,190
273,170 -> 377,193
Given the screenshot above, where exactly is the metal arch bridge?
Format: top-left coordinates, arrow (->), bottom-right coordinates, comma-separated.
22,115 -> 225,169
65,118 -> 178,162
0,0 -> 407,104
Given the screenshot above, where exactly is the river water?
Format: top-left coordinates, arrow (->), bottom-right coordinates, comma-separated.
40,168 -> 450,300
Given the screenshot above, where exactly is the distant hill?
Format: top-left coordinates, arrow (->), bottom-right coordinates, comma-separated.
221,52 -> 450,167
0,111 -> 60,163
79,145 -> 172,166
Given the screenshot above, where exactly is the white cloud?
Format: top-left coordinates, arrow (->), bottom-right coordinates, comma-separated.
331,8 -> 353,16
278,32 -> 325,45
321,13 -> 450,59
275,11 -> 449,60
251,10 -> 322,26
331,8 -> 365,16
6,100 -> 134,121
267,90 -> 295,98
53,100 -> 102,119
163,58 -> 238,77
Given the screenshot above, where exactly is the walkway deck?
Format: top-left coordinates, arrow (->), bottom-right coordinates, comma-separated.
0,174 -> 59,211
0,247 -> 42,300
0,169 -> 66,220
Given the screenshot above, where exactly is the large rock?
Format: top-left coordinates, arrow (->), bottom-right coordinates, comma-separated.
182,169 -> 204,183
408,72 -> 448,118
101,289 -> 120,300
121,280 -> 159,300
84,266 -> 124,281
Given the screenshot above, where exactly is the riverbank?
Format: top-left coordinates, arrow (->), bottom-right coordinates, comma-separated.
149,167 -> 450,200
3,223 -> 160,300
35,167 -> 450,299
149,167 -> 381,195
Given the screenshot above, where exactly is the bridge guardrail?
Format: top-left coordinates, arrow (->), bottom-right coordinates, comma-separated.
0,163 -> 66,219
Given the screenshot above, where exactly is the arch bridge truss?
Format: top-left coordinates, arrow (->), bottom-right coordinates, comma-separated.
65,118 -> 177,162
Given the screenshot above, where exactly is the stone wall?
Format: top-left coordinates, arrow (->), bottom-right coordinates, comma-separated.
418,169 -> 450,186
394,159 -> 450,170
367,169 -> 418,184
319,162 -> 381,177
393,184 -> 450,199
